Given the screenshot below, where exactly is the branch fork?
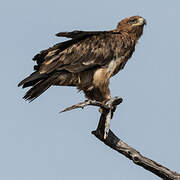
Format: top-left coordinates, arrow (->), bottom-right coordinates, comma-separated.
60,96 -> 180,180
61,96 -> 122,139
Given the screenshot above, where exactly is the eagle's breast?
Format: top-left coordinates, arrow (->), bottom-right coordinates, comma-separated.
92,32 -> 136,90
106,50 -> 132,77
106,57 -> 124,77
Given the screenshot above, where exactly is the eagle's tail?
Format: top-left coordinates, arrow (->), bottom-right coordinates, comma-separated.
18,71 -> 76,101
18,72 -> 48,88
22,75 -> 58,101
18,71 -> 60,101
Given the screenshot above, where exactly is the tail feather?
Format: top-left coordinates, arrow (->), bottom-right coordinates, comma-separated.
23,76 -> 55,102
18,72 -> 47,88
22,78 -> 42,88
19,71 -> 69,101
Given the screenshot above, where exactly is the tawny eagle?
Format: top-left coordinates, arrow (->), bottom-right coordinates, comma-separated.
18,16 -> 146,103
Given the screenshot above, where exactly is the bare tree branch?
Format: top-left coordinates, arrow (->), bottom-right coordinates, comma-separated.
60,99 -> 110,113
61,97 -> 180,180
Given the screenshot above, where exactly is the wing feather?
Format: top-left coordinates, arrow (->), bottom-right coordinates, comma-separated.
34,32 -> 124,75
56,30 -> 109,39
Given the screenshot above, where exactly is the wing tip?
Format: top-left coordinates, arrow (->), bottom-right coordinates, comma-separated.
18,80 -> 24,87
55,32 -> 67,37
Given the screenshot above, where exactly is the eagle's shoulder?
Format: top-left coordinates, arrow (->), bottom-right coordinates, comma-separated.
54,32 -> 124,73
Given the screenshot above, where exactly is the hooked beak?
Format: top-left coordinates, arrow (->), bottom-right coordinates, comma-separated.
139,17 -> 147,25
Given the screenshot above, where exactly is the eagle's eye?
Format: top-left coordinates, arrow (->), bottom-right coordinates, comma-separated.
127,19 -> 138,24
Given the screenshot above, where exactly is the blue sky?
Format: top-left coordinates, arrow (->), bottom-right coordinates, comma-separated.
1,0 -> 180,179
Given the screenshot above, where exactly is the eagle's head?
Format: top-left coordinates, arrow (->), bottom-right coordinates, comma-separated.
116,16 -> 146,39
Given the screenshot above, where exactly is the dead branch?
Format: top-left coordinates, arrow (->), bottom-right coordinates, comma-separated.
61,97 -> 180,180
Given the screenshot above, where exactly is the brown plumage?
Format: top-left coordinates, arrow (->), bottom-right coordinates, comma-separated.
18,16 -> 146,102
